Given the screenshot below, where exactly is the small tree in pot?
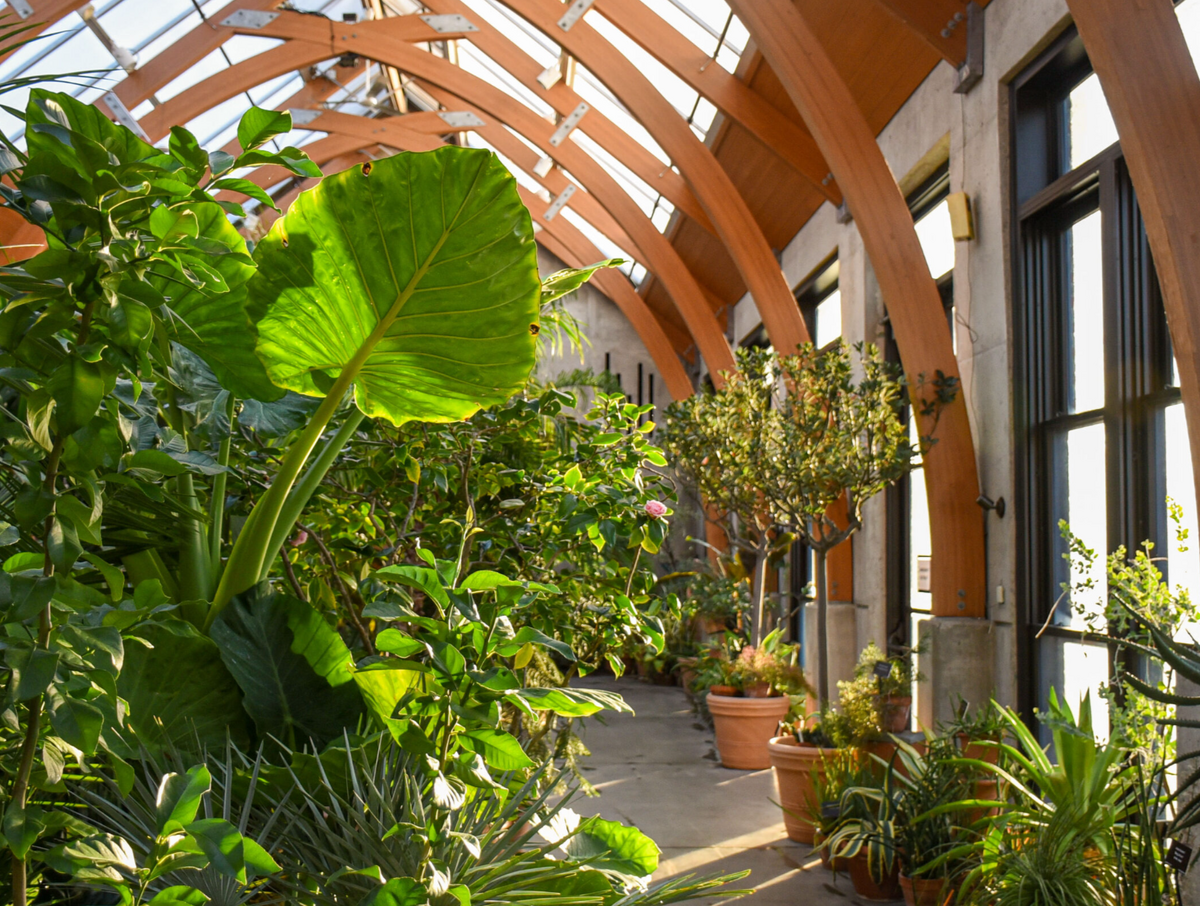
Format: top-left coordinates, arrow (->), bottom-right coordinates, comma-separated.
760,342 -> 950,708
664,349 -> 785,647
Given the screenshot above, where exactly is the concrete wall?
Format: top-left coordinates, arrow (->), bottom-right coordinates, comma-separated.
719,0 -> 1074,709
534,247 -> 676,414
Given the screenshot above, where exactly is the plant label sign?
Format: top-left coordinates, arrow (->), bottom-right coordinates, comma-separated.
873,661 -> 894,680
820,801 -> 840,820
1167,840 -> 1193,871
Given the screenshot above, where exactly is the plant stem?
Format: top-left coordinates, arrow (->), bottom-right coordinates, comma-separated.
176,472 -> 211,602
209,392 -> 236,578
11,436 -> 64,906
749,536 -> 770,648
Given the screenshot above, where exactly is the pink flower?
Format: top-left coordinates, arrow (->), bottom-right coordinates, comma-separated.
645,500 -> 668,518
291,530 -> 309,547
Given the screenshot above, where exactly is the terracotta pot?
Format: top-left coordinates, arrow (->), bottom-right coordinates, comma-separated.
815,829 -> 852,872
899,875 -> 947,906
864,738 -> 925,778
679,667 -> 698,690
767,736 -> 837,843
710,684 -> 738,697
742,681 -> 773,698
957,732 -> 1001,764
849,852 -> 902,900
707,693 -> 790,770
882,694 -> 912,733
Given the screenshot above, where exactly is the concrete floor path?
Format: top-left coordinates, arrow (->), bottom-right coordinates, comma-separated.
570,675 -> 879,905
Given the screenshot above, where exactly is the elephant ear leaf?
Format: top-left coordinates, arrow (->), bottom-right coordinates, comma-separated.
539,258 -> 623,306
249,146 -> 541,426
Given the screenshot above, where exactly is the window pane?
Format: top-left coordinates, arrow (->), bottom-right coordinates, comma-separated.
915,199 -> 955,281
908,466 -> 932,614
1067,73 -> 1119,169
1038,636 -> 1110,746
814,289 -> 842,349
1165,404 -> 1200,639
1049,422 -> 1107,627
1068,211 -> 1105,413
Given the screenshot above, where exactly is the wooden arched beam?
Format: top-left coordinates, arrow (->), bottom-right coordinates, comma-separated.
561,0 -> 840,204
235,128 -> 692,398
1066,0 -> 1200,530
417,1 -> 713,234
868,0 -> 975,66
726,0 -> 986,619
465,0 -> 811,359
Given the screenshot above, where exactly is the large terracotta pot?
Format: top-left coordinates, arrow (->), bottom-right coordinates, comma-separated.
707,693 -> 789,770
849,852 -> 902,900
899,875 -> 947,906
767,737 -> 837,843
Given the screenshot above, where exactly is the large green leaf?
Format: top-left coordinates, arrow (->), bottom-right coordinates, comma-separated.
157,203 -> 283,401
210,591 -> 364,749
249,146 -> 541,426
118,620 -> 253,752
563,816 -> 660,878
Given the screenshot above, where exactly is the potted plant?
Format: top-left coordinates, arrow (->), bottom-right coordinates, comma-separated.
707,630 -> 809,770
826,776 -> 904,900
769,715 -> 840,843
809,747 -> 877,870
888,738 -> 970,906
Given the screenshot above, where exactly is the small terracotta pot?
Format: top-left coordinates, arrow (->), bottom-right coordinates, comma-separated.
679,667 -> 698,690
710,684 -> 738,697
882,694 -> 912,733
849,852 -> 902,901
814,829 -> 851,872
957,732 -> 1001,764
767,736 -> 837,843
964,778 -> 1001,827
899,874 -> 946,906
707,693 -> 790,770
742,682 -> 773,698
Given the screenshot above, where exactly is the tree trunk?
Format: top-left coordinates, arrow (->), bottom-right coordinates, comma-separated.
749,539 -> 770,647
815,547 -> 829,707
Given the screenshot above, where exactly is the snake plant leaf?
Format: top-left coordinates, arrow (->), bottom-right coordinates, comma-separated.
249,146 -> 541,426
539,258 -> 623,306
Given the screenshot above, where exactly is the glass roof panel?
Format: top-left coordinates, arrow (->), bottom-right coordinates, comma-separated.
0,0 -> 747,253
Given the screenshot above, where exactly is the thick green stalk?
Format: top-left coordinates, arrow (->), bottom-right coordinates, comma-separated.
257,408 -> 365,584
209,393 -> 236,578
176,472 -> 211,602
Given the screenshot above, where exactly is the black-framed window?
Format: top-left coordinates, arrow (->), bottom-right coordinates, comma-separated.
796,256 -> 841,350
1013,28 -> 1197,737
888,164 -> 956,656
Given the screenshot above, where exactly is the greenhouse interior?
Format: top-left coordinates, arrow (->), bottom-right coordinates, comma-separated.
1,0 -> 1199,903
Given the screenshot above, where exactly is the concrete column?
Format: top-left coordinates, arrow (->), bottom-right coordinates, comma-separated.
916,617 -> 996,732
805,601 -> 859,703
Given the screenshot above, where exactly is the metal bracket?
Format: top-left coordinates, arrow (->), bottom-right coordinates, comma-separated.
548,102 -> 588,147
835,201 -> 853,225
953,2 -> 984,94
7,0 -> 33,19
543,184 -> 576,221
438,111 -> 486,129
102,91 -> 149,142
420,14 -> 478,35
558,0 -> 595,31
220,10 -> 280,29
288,108 -> 323,126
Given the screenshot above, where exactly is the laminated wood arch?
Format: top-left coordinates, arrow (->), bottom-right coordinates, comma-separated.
0,0 -> 89,65
109,14 -> 734,382
222,121 -> 692,399
726,0 -> 986,619
439,0 -> 812,358
1066,0 -> 1200,530
560,0 -> 840,204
